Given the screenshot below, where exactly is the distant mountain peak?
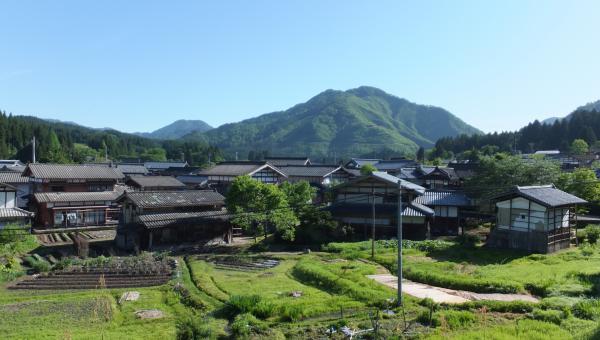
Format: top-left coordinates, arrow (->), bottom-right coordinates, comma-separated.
183,86 -> 481,159
136,119 -> 213,140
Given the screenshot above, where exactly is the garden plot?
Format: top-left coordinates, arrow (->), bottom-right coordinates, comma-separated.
36,230 -> 116,246
11,255 -> 174,290
203,255 -> 280,271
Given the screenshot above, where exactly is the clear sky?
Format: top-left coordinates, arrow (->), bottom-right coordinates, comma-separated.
1,1 -> 599,134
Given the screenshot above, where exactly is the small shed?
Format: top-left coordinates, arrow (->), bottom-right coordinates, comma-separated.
488,185 -> 587,253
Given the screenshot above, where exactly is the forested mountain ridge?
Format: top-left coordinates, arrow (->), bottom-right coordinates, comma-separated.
185,86 -> 481,159
434,108 -> 600,157
135,119 -> 213,139
0,111 -> 220,165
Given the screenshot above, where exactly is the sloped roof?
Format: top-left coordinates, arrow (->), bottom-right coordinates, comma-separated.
495,185 -> 587,208
24,164 -> 124,180
414,190 -> 472,207
264,157 -> 311,166
83,162 -> 149,175
279,165 -> 347,178
0,171 -> 28,184
334,171 -> 426,195
198,162 -> 287,178
329,202 -> 434,217
138,209 -> 230,229
345,158 -> 381,168
0,207 -> 33,219
119,190 -> 225,208
373,159 -> 419,171
145,161 -> 189,170
34,191 -> 121,203
128,176 -> 186,189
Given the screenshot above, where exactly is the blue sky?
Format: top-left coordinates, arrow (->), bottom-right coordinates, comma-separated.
0,1 -> 599,133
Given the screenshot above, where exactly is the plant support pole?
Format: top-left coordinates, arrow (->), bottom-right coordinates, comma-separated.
397,180 -> 403,306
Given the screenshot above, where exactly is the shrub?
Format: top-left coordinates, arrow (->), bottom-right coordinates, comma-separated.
176,316 -> 213,340
417,310 -> 440,327
572,299 -> 600,320
576,229 -> 587,244
530,308 -> 563,325
173,283 -> 206,310
24,256 -> 51,273
231,313 -> 263,337
225,295 -> 274,319
279,305 -> 304,322
404,267 -> 522,294
585,225 -> 600,244
441,310 -> 477,330
452,300 -> 535,313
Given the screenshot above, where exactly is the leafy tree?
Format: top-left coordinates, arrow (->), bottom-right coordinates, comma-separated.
72,143 -> 99,163
571,139 -> 589,155
416,147 -> 425,162
226,176 -> 299,242
280,181 -> 315,208
466,154 -> 561,198
42,130 -> 68,163
556,168 -> 600,203
360,164 -> 377,176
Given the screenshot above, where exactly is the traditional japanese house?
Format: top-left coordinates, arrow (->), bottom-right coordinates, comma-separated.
413,190 -> 473,235
144,161 -> 189,174
0,171 -> 31,209
23,163 -> 124,193
31,191 -> 121,229
488,185 -> 587,253
126,176 -> 186,191
264,156 -> 311,167
83,163 -> 149,177
329,171 -> 434,240
344,158 -> 381,169
116,190 -> 231,250
198,161 -> 287,193
0,183 -> 33,227
279,165 -> 355,187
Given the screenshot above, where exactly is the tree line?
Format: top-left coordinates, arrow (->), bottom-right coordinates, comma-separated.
0,111 -> 222,165
432,109 -> 600,158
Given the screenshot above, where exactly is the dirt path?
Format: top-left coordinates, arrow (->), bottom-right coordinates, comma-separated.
367,274 -> 539,304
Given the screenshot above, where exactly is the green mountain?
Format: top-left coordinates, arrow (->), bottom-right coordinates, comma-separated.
186,86 -> 481,159
541,99 -> 600,125
136,119 -> 213,139
0,111 -> 220,165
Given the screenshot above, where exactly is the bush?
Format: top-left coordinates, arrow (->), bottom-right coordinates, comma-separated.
231,313 -> 264,337
530,308 -> 563,325
176,316 -> 213,340
225,295 -> 274,319
452,300 -> 535,313
173,283 -> 206,310
572,299 -> 600,320
279,305 -> 304,322
24,255 -> 51,273
417,310 -> 440,327
404,267 -> 522,294
585,225 -> 600,244
441,310 -> 477,330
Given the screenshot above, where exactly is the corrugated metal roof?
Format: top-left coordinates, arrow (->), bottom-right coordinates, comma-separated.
34,191 -> 121,203
414,190 -> 472,207
0,171 -> 30,184
0,207 -> 33,219
496,185 -> 587,208
25,164 -> 124,180
138,209 -> 230,229
128,176 -> 186,189
120,190 -> 225,208
371,172 -> 426,194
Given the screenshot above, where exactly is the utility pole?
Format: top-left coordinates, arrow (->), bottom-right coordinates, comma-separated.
371,188 -> 376,259
31,136 -> 36,163
397,180 -> 403,306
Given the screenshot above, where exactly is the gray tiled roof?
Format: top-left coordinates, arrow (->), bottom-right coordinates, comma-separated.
128,176 -> 186,189
138,209 -> 230,229
198,162 -> 286,177
34,191 -> 121,203
496,185 -> 587,208
345,158 -> 381,168
0,207 -> 33,219
279,165 -> 343,178
25,164 -> 124,180
373,159 -> 419,171
120,190 -> 225,208
371,172 -> 426,194
264,157 -> 310,166
414,190 -> 472,207
145,161 -> 189,170
0,172 -> 31,184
